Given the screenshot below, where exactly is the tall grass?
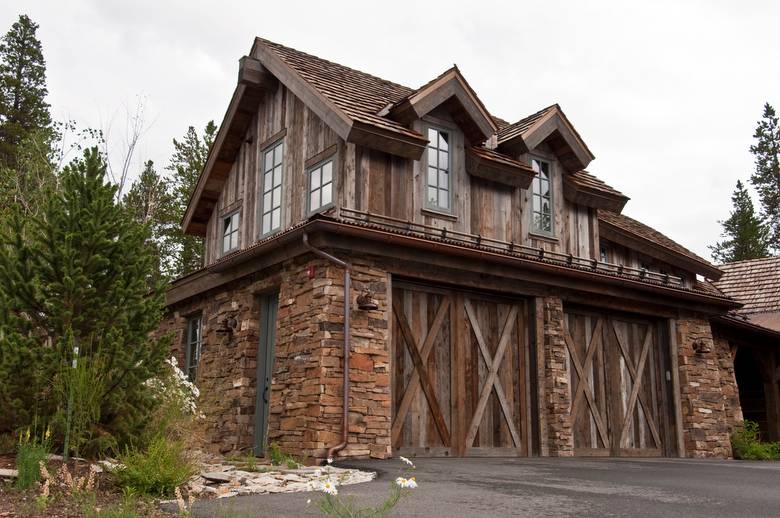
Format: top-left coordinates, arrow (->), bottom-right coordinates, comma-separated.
110,435 -> 194,497
15,427 -> 51,490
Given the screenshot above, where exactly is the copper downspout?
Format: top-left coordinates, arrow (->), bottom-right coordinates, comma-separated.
302,233 -> 351,461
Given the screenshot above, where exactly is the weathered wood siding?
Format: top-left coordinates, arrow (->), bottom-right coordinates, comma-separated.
203,85 -> 344,264
601,239 -> 694,288
348,116 -> 600,259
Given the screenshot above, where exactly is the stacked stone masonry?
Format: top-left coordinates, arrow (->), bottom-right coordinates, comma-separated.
676,314 -> 740,458
158,258 -> 742,460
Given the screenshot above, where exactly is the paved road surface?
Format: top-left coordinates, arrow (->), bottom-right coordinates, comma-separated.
190,457 -> 780,517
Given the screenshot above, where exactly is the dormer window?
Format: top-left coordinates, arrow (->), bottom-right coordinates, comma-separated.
426,127 -> 451,212
531,158 -> 553,235
222,211 -> 240,255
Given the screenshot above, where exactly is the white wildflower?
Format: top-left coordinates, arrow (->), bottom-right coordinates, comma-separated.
326,458 -> 333,465
395,476 -> 418,489
318,478 -> 338,495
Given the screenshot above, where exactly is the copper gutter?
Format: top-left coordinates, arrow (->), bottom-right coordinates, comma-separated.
302,232 -> 351,461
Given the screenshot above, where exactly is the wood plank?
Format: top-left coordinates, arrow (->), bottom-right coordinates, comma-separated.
463,303 -> 518,449
393,300 -> 452,446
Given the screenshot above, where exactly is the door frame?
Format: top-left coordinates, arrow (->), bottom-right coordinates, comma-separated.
254,291 -> 279,456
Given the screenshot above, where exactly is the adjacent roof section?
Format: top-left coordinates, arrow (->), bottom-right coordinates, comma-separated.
564,171 -> 629,213
598,210 -> 722,280
714,256 -> 780,315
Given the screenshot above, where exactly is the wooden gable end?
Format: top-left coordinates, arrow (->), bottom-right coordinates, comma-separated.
498,106 -> 595,172
387,67 -> 497,144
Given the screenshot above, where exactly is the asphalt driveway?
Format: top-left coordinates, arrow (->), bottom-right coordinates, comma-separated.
191,457 -> 780,517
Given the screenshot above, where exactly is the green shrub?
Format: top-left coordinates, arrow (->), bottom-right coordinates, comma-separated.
268,441 -> 284,466
731,420 -> 780,460
111,435 -> 194,497
15,427 -> 51,489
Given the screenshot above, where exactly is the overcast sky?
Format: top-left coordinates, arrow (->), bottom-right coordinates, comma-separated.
4,0 -> 779,261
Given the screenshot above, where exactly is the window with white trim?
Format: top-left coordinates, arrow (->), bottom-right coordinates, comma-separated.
308,160 -> 333,213
260,140 -> 283,235
426,127 -> 450,211
222,211 -> 240,254
531,158 -> 553,234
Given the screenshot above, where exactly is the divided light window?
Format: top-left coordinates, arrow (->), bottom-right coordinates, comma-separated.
260,140 -> 284,235
308,160 -> 333,213
185,315 -> 202,382
426,127 -> 450,211
531,158 -> 553,234
222,211 -> 240,254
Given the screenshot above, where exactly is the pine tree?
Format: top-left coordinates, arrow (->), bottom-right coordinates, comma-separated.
749,103 -> 780,251
167,121 -> 217,278
0,148 -> 169,452
710,180 -> 770,263
123,160 -> 178,281
0,14 -> 51,169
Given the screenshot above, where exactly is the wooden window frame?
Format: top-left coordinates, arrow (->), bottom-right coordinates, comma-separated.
185,314 -> 202,382
307,155 -> 336,215
259,137 -> 285,237
221,209 -> 241,256
529,156 -> 554,237
424,125 -> 453,214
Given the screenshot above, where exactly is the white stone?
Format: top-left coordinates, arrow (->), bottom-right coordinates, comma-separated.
0,468 -> 18,478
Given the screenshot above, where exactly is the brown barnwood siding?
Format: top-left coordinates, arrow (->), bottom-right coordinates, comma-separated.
601,239 -> 694,288
204,85 -> 344,264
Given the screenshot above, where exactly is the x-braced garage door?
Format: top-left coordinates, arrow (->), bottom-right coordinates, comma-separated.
564,308 -> 674,457
391,282 -> 531,457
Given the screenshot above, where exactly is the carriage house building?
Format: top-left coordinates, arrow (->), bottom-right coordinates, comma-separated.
157,37 -> 745,460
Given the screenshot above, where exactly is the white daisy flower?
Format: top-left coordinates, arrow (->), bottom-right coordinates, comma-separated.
406,477 -> 418,489
320,478 -> 338,495
327,458 -> 333,464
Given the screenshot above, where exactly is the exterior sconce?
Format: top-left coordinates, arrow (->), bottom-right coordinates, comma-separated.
693,340 -> 712,355
356,289 -> 379,311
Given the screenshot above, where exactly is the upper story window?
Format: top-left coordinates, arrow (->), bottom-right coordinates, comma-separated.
222,211 -> 240,254
426,127 -> 451,212
185,314 -> 202,382
600,246 -> 609,263
308,159 -> 333,213
531,158 -> 553,235
260,140 -> 284,236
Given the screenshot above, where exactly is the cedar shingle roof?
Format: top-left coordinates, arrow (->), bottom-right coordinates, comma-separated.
256,37 -> 421,140
713,256 -> 780,315
568,170 -> 627,199
470,146 -> 531,170
598,210 -> 717,273
496,105 -> 557,143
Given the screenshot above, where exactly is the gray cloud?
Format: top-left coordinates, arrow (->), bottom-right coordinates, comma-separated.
4,0 -> 778,261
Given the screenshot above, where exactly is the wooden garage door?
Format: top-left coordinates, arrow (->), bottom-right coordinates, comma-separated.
564,308 -> 671,457
391,282 -> 530,457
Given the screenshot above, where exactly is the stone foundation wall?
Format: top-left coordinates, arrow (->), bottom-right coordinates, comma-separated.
158,252 -> 392,460
540,297 -> 573,456
676,314 -> 740,458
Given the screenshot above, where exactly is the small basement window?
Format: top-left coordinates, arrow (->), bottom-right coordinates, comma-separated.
531,158 -> 553,235
222,211 -> 240,254
260,139 -> 284,236
426,127 -> 451,212
185,314 -> 202,382
308,160 -> 334,213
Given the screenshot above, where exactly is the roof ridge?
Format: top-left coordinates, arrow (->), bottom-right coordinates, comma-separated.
718,255 -> 780,267
254,36 -> 414,95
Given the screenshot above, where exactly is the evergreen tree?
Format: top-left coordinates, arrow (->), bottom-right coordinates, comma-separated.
167,121 -> 217,278
749,103 -> 780,251
710,180 -> 770,263
0,148 -> 169,453
123,160 -> 178,281
0,14 -> 51,169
